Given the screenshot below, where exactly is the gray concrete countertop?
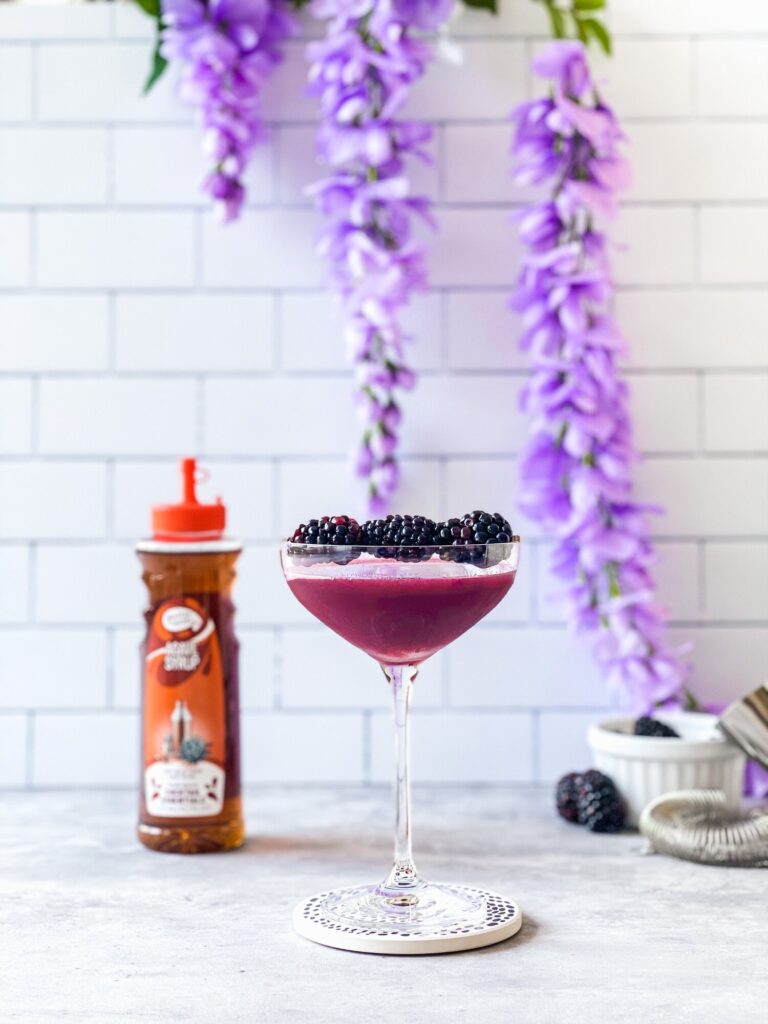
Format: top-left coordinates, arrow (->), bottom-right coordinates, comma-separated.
1,787 -> 765,1023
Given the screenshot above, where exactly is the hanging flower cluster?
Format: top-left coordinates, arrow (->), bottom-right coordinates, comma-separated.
161,0 -> 296,222
307,0 -> 454,513
511,40 -> 688,712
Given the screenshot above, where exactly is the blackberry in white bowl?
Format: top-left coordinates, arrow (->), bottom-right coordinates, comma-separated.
587,712 -> 745,827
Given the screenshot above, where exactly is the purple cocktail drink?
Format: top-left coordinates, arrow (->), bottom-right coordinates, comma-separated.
288,560 -> 514,664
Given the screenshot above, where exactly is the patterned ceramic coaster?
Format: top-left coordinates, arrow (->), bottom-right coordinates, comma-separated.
293,884 -> 523,955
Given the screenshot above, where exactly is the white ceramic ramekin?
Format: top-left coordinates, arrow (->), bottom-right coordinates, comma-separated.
587,712 -> 746,827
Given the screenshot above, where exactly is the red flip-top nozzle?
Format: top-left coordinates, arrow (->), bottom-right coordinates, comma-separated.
151,458 -> 226,542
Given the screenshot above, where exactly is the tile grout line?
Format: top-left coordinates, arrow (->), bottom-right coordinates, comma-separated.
28,206 -> 37,287
27,542 -> 37,623
195,374 -> 205,455
104,457 -> 115,540
28,374 -> 40,454
25,711 -> 35,787
107,291 -> 117,371
105,625 -> 115,709
696,371 -> 706,452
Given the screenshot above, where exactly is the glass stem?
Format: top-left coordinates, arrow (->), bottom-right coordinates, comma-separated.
380,663 -> 421,895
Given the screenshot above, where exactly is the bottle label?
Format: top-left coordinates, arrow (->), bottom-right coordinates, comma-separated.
143,597 -> 226,818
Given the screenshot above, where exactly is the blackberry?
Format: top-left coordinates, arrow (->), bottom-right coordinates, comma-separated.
289,516 -> 364,565
361,514 -> 439,561
576,769 -> 625,833
290,515 -> 363,547
634,716 -> 680,738
555,772 -> 582,824
437,510 -> 516,564
457,510 -> 514,545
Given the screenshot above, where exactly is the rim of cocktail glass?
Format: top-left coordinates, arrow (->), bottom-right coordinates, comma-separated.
280,537 -> 521,571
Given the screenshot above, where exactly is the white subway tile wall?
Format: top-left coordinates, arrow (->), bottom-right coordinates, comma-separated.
0,2 -> 766,789
0,47 -> 33,122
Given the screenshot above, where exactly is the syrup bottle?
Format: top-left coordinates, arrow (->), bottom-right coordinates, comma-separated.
136,458 -> 244,853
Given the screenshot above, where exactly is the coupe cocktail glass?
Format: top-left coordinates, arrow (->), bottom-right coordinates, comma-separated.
281,540 -> 521,954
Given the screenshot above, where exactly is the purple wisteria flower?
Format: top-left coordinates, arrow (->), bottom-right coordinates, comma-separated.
511,40 -> 688,712
161,0 -> 296,222
307,0 -> 453,513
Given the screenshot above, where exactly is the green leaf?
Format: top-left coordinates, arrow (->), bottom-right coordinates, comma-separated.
573,0 -> 605,11
577,16 -> 612,55
683,689 -> 701,712
137,0 -> 166,95
143,40 -> 168,95
134,0 -> 161,16
545,3 -> 567,39
606,563 -> 621,599
461,0 -> 499,13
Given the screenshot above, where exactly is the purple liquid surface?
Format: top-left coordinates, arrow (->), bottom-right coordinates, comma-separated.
288,568 -> 515,664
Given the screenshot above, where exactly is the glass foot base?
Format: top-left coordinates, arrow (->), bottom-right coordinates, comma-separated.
293,882 -> 522,955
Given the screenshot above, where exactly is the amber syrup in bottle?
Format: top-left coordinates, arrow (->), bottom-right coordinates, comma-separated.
136,459 -> 245,853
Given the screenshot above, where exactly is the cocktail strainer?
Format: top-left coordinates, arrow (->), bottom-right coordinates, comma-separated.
638,684 -> 768,867
639,790 -> 768,867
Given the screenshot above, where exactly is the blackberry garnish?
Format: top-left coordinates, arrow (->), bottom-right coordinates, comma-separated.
289,516 -> 364,564
458,510 -> 514,544
361,514 -> 439,561
288,510 -> 516,567
437,511 -> 515,564
291,515 -> 363,547
555,772 -> 582,824
634,716 -> 680,739
576,769 -> 626,833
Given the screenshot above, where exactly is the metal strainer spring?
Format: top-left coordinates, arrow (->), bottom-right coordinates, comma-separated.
639,790 -> 768,867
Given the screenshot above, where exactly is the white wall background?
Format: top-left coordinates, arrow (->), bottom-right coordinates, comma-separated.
0,0 -> 766,790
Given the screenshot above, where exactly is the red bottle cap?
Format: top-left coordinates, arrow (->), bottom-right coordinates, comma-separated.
151,458 -> 226,542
